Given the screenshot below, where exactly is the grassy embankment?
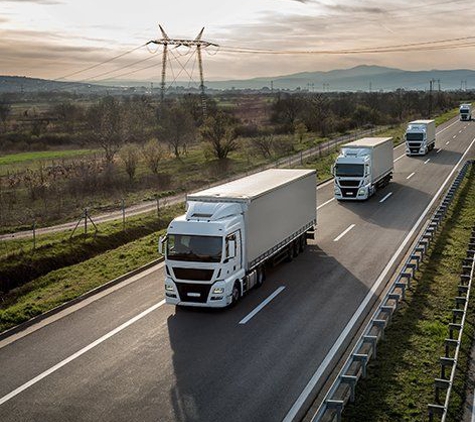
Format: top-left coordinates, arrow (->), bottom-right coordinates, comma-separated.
0,204 -> 184,332
342,163 -> 475,422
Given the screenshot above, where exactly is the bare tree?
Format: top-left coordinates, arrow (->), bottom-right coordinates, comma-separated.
0,99 -> 11,133
200,111 -> 238,160
142,139 -> 165,174
294,120 -> 307,143
252,135 -> 274,158
157,104 -> 196,158
87,97 -> 126,163
119,143 -> 140,180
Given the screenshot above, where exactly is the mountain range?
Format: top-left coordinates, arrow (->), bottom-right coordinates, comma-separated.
1,65 -> 474,94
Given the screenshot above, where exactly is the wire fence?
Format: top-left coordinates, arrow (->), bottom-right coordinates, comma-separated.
310,160 -> 473,422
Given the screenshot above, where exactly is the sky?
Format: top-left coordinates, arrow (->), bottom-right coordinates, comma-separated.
0,0 -> 474,83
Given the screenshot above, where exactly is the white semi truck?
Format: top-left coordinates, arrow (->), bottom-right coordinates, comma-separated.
159,169 -> 317,307
333,137 -> 393,201
460,104 -> 472,121
405,119 -> 436,156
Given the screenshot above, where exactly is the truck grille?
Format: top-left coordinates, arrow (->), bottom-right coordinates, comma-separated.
339,180 -> 360,187
175,282 -> 212,303
341,187 -> 359,198
173,268 -> 214,281
408,142 -> 421,148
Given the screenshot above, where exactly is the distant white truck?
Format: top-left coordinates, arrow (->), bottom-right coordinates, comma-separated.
460,103 -> 472,121
333,137 -> 393,201
405,119 -> 436,156
159,169 -> 316,307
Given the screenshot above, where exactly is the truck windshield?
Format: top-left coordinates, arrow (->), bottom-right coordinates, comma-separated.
406,133 -> 423,141
335,164 -> 364,177
167,235 -> 223,262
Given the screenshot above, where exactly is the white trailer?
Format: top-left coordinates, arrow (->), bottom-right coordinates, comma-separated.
333,137 -> 393,201
159,169 -> 316,307
460,104 -> 472,121
405,119 -> 436,156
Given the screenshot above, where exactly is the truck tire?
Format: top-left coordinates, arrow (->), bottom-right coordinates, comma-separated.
256,266 -> 266,288
300,235 -> 307,253
231,281 -> 240,306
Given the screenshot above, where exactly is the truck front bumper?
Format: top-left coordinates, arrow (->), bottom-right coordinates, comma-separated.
164,278 -> 232,308
334,186 -> 369,201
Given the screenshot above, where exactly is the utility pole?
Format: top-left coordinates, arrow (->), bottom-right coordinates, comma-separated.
147,25 -> 219,118
429,79 -> 434,118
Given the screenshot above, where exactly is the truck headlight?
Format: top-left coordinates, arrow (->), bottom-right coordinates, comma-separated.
358,188 -> 366,195
212,287 -> 224,294
165,284 -> 175,292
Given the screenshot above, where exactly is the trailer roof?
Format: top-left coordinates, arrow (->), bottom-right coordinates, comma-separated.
343,137 -> 392,148
409,120 -> 435,125
187,169 -> 315,202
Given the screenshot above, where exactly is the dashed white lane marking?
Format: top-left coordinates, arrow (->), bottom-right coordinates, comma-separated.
424,158 -> 431,164
394,154 -> 405,162
334,224 -> 356,242
379,192 -> 393,203
406,172 -> 416,180
436,148 -> 442,154
446,141 -> 450,145
239,286 -> 286,325
317,198 -> 335,210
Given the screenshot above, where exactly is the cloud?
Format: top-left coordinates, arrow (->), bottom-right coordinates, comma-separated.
0,0 -> 63,4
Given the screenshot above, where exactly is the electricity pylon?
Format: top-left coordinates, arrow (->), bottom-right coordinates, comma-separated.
147,25 -> 219,118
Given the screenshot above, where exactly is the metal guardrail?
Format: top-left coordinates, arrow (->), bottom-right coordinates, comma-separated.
310,160 -> 474,422
428,225 -> 475,420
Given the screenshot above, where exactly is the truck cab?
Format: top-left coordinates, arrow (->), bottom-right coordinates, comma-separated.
405,120 -> 435,156
161,201 -> 245,307
460,104 -> 471,121
333,151 -> 372,200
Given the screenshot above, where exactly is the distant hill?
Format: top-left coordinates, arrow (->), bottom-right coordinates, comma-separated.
204,65 -> 475,91
0,76 -> 120,94
2,65 -> 475,93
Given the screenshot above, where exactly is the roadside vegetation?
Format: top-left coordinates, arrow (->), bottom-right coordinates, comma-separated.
0,90 -> 464,232
342,164 -> 475,422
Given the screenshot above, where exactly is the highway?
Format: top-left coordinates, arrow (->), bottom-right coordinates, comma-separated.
1,117 -> 474,422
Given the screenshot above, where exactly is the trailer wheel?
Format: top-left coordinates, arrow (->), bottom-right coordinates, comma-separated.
256,266 -> 266,288
300,235 -> 307,253
231,281 -> 240,306
293,239 -> 300,257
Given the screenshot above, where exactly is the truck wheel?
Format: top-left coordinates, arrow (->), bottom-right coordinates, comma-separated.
300,235 -> 307,252
285,244 -> 294,262
293,240 -> 300,257
256,266 -> 266,288
231,282 -> 240,306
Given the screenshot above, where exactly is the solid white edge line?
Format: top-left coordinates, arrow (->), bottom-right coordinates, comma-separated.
283,137 -> 475,422
239,286 -> 286,325
333,224 -> 356,242
472,387 -> 475,422
317,198 -> 335,210
379,192 -> 393,203
0,300 -> 166,406
424,158 -> 431,164
406,172 -> 415,180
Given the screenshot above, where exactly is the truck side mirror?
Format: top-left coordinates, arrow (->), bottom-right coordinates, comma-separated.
331,164 -> 335,176
228,239 -> 236,259
158,235 -> 167,255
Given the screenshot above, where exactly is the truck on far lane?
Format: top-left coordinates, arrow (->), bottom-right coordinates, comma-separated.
460,103 -> 472,121
405,119 -> 436,156
159,169 -> 317,307
333,137 -> 393,201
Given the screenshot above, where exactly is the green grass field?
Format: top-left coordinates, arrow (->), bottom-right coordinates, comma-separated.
0,149 -> 99,166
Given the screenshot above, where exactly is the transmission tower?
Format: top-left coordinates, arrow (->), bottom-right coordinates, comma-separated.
147,25 -> 219,117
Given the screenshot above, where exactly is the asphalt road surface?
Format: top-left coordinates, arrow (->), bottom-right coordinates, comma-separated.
1,117 -> 474,422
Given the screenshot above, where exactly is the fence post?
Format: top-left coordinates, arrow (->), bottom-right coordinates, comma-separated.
32,219 -> 36,250
122,198 -> 126,231
84,208 -> 88,235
